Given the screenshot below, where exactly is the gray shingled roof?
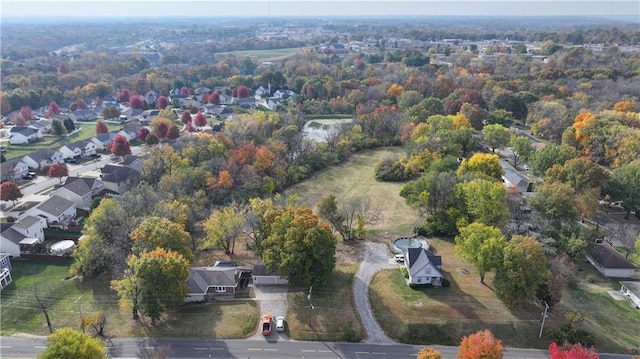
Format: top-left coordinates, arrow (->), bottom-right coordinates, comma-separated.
34,195 -> 75,217
590,244 -> 637,269
405,248 -> 443,278
1,227 -> 24,245
58,177 -> 93,197
11,216 -> 41,230
186,267 -> 238,294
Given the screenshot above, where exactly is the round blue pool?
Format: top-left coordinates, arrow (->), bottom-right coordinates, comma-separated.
391,236 -> 430,253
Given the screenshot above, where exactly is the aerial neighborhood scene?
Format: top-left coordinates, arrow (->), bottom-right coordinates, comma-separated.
1,0 -> 640,358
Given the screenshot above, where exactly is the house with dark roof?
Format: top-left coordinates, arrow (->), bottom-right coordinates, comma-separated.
9,126 -> 43,144
620,281 -> 640,309
0,159 -> 29,182
185,262 -> 252,302
91,130 -> 130,150
59,140 -> 98,159
100,164 -> 140,194
502,169 -> 531,193
238,98 -> 256,108
587,244 -> 637,278
22,149 -> 64,169
30,195 -> 77,227
403,247 -> 444,286
0,252 -> 13,290
72,109 -> 98,122
53,177 -> 104,210
0,216 -> 47,257
121,155 -> 143,173
31,119 -> 53,133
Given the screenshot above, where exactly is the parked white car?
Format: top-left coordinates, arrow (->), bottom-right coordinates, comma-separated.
394,254 -> 405,263
276,316 -> 285,332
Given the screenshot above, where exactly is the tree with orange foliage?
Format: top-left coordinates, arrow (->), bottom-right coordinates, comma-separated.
216,170 -> 233,189
457,329 -> 503,359
387,83 -> 404,97
417,347 -> 443,359
254,146 -> 275,171
47,162 -> 69,183
613,100 -> 636,112
572,112 -> 596,149
548,342 -> 598,359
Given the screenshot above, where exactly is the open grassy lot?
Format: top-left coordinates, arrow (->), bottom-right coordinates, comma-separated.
3,123 -> 122,160
214,47 -> 302,62
286,262 -> 364,342
285,147 -> 423,237
0,260 -> 258,339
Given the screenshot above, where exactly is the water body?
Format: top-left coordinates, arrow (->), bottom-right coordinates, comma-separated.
302,118 -> 353,142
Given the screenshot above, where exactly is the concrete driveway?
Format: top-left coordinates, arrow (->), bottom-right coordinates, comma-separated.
353,241 -> 397,344
249,285 -> 290,341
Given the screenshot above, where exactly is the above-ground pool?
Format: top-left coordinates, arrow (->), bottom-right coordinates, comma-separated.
391,236 -> 430,253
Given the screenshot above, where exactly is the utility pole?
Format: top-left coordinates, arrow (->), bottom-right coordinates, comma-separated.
538,301 -> 549,338
307,286 -> 314,327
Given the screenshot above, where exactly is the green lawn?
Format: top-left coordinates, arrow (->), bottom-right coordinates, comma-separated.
214,47 -> 302,62
4,123 -> 122,160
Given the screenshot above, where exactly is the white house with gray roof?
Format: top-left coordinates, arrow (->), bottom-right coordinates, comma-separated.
9,126 -> 43,144
185,262 -> 251,302
0,159 -> 29,182
403,247 -> 444,286
59,140 -> 97,159
0,253 -> 13,290
30,196 -> 77,227
22,149 -> 64,170
0,216 -> 46,258
53,177 -> 104,210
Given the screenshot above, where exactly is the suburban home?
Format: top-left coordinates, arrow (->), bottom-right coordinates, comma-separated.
31,118 -> 53,133
120,108 -> 145,121
194,87 -> 211,96
30,195 -> 77,227
0,252 -> 13,290
218,92 -> 234,105
8,126 -> 43,144
22,149 -> 64,170
51,112 -> 76,123
144,90 -> 158,107
238,98 -> 256,108
0,216 -> 47,257
120,124 -> 144,140
403,247 -> 444,286
587,244 -> 637,278
257,98 -> 281,111
619,281 -> 640,309
59,140 -> 97,159
121,155 -> 143,173
91,130 -> 130,150
178,98 -> 201,110
502,169 -> 531,193
53,177 -> 104,210
201,104 -> 221,115
273,89 -> 296,102
0,159 -> 29,182
72,109 -> 97,122
185,261 -> 252,302
138,109 -> 160,125
100,164 -> 140,194
255,84 -> 271,97
252,262 -> 289,286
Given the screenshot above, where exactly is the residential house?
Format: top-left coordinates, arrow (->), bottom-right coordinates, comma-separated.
251,262 -> 289,286
72,109 -> 97,122
257,98 -> 281,111
178,98 -> 201,110
185,262 -> 252,302
31,119 -> 53,133
8,126 -> 43,144
91,130 -> 130,150
194,87 -> 212,96
138,109 -> 160,126
403,247 -> 444,286
60,140 -> 97,159
120,108 -> 145,121
502,169 -> 531,193
0,253 -> 12,290
52,112 -> 77,123
201,104 -> 221,115
22,149 -> 64,170
120,124 -> 143,140
0,216 -> 47,257
587,244 -> 637,278
121,155 -> 143,173
144,90 -> 158,107
238,98 -> 256,108
273,89 -> 296,102
0,159 -> 29,182
53,177 -> 104,210
100,164 -> 140,194
31,195 -> 77,227
619,281 -> 640,309
255,84 -> 271,97
218,92 -> 234,105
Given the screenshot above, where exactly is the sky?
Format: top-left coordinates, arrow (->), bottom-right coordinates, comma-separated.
1,0 -> 639,19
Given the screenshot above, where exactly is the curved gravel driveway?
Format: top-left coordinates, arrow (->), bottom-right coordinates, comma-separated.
353,241 -> 397,344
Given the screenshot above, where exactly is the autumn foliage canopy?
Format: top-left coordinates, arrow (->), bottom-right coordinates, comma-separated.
457,330 -> 503,359
548,342 -> 599,359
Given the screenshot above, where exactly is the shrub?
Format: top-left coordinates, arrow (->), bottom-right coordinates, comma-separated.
401,267 -> 409,278
374,158 -> 416,182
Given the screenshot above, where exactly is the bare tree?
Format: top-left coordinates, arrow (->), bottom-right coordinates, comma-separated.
33,284 -> 53,334
320,195 -> 381,241
606,223 -> 640,258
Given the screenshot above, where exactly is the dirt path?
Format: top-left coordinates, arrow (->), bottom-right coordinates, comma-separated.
353,241 -> 396,344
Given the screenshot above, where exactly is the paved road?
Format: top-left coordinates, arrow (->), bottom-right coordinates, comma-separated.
249,285 -> 290,342
353,241 -> 396,344
1,336 -> 635,359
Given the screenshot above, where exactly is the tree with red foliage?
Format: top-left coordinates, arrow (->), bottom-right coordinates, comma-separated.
354,58 -> 366,71
549,342 -> 598,359
95,121 -> 109,135
180,86 -> 190,96
137,127 -> 151,141
0,182 -> 23,205
210,92 -> 220,105
185,121 -> 195,132
20,106 -> 33,122
194,112 -> 207,127
201,93 -> 210,104
111,134 -> 132,157
156,96 -> 169,110
94,97 -> 103,107
457,330 -> 503,359
167,125 -> 180,140
180,111 -> 192,125
47,101 -> 61,117
155,122 -> 169,139
129,94 -> 144,109
76,99 -> 89,110
47,162 -> 69,183
236,85 -> 251,99
118,88 -> 131,103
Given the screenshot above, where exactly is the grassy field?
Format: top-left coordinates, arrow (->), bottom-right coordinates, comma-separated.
0,260 -> 258,338
286,263 -> 364,342
285,147 -> 423,237
3,122 -> 122,160
368,237 -> 640,352
214,48 -> 302,62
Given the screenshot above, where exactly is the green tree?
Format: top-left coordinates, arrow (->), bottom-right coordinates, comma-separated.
202,206 -> 246,254
530,143 -> 578,176
38,327 -> 107,359
494,235 -> 548,305
461,179 -> 509,228
50,119 -> 67,136
528,180 -> 578,226
111,248 -> 189,325
486,109 -> 513,127
262,207 -> 337,287
451,127 -> 479,157
318,194 -> 347,239
63,118 -> 75,132
456,153 -> 503,180
510,135 -> 534,168
482,124 -> 510,152
398,90 -> 424,110
563,157 -> 608,193
605,162 -> 640,219
455,222 -> 506,284
130,216 -> 194,262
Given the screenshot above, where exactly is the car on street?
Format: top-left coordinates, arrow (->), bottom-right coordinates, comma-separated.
394,254 -> 405,263
22,171 -> 37,180
90,153 -> 101,158
522,164 -> 530,170
276,316 -> 285,332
